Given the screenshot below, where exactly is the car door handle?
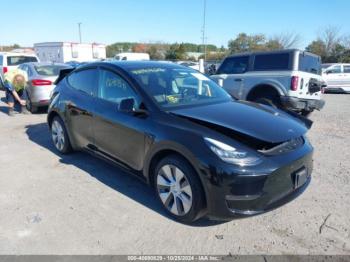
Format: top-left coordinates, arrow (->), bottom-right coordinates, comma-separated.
234,78 -> 243,82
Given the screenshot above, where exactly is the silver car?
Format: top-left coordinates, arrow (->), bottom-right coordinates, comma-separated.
322,63 -> 350,93
18,63 -> 71,112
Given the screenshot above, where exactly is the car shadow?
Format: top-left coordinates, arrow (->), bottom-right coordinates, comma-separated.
0,96 -> 47,115
25,122 -> 226,227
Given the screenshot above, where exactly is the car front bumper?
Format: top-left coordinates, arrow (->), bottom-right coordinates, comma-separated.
280,96 -> 325,112
197,140 -> 313,220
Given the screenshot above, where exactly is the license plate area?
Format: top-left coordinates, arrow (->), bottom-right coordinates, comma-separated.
292,167 -> 308,189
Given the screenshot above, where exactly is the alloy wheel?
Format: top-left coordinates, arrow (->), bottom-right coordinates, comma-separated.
156,164 -> 193,216
51,120 -> 65,151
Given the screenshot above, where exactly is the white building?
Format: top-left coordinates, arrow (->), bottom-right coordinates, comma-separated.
34,42 -> 106,63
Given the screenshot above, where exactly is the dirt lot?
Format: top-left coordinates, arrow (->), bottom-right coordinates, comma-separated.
0,91 -> 349,255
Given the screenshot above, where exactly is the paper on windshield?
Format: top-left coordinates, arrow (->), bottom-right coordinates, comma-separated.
191,73 -> 210,81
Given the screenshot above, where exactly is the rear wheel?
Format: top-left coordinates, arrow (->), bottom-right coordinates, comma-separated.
26,92 -> 38,113
50,116 -> 72,154
154,155 -> 205,223
254,97 -> 279,108
251,92 -> 281,109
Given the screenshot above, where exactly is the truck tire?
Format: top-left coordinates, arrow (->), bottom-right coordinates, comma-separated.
253,95 -> 281,109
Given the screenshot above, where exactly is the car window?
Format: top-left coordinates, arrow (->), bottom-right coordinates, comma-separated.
253,53 -> 290,71
326,65 -> 341,74
216,56 -> 249,74
7,56 -> 38,66
98,69 -> 140,107
299,54 -> 321,75
35,65 -> 70,76
0,55 -> 3,65
18,64 -> 32,77
343,65 -> 350,73
67,69 -> 97,95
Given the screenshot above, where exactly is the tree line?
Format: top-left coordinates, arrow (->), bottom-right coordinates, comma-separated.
106,26 -> 350,63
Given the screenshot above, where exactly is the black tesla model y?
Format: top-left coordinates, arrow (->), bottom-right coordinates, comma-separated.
48,61 -> 313,223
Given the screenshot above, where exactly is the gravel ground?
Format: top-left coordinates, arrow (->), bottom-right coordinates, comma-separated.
0,91 -> 349,255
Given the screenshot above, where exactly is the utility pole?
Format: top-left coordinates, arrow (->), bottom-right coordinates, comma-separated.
201,0 -> 207,61
78,22 -> 82,43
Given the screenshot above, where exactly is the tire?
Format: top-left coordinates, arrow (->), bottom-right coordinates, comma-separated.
153,154 -> 206,223
0,78 -> 4,91
26,94 -> 38,113
50,116 -> 72,154
254,96 -> 280,109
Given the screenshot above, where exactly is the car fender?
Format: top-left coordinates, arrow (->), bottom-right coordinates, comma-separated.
143,139 -> 210,200
246,80 -> 287,99
47,96 -> 79,150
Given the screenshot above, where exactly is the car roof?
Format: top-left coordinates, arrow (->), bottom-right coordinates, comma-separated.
23,62 -> 68,67
225,49 -> 319,58
80,60 -> 191,71
0,52 -> 37,56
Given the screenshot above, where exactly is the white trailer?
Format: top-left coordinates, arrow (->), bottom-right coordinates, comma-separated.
34,42 -> 106,63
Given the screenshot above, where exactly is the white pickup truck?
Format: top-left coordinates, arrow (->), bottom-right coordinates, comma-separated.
210,49 -> 326,116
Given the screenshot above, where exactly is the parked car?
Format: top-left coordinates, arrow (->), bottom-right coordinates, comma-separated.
0,52 -> 39,89
210,49 -> 326,116
114,52 -> 150,61
48,61 -> 313,223
322,63 -> 350,93
18,62 -> 71,112
176,61 -> 200,71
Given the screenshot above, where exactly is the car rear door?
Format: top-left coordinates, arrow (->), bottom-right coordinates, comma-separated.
92,67 -> 146,171
65,67 -> 98,149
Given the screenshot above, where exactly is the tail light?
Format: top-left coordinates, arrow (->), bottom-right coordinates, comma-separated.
31,79 -> 52,86
3,67 -> 8,74
291,76 -> 299,91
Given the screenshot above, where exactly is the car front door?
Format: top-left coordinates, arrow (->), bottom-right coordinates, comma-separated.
323,65 -> 343,88
214,56 -> 249,99
92,67 -> 146,170
65,67 -> 98,149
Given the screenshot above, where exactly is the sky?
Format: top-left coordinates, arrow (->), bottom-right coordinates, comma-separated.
1,0 -> 349,48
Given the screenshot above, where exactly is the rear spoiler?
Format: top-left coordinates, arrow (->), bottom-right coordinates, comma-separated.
54,68 -> 75,85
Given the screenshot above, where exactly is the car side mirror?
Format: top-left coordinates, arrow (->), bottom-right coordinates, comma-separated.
118,98 -> 149,116
119,98 -> 135,112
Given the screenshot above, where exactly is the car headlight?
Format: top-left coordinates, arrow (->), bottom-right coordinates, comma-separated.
204,137 -> 262,166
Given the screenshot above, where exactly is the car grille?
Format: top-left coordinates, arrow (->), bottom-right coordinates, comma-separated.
259,137 -> 304,156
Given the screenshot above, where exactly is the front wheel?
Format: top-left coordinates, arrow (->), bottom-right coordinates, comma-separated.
154,155 -> 206,223
50,116 -> 72,154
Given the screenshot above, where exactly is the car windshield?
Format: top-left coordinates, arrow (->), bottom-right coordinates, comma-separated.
129,67 -> 231,109
34,65 -> 70,76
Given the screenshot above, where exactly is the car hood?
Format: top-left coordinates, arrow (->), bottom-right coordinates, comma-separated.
171,101 -> 308,144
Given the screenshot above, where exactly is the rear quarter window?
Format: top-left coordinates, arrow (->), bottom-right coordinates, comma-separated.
253,53 -> 290,71
299,54 -> 321,75
7,56 -> 38,66
0,55 -> 3,65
